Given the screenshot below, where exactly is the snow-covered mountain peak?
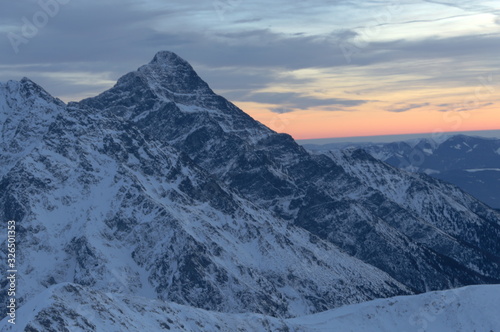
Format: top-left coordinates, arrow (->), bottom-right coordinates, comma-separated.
132,51 -> 213,99
0,80 -> 65,185
0,78 -> 64,131
1,78 -> 64,108
78,51 -> 273,149
79,51 -> 226,114
149,50 -> 190,68
0,78 -> 65,169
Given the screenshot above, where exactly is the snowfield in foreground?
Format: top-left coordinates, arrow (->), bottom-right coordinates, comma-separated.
2,284 -> 499,331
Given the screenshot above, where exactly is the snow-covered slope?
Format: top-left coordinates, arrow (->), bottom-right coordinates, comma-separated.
290,284 -> 500,332
1,51 -> 500,328
0,98 -> 405,318
2,283 -> 499,332
323,148 -> 500,284
78,51 -> 500,293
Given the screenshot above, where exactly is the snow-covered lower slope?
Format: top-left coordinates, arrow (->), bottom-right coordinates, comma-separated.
1,283 -> 294,332
2,283 -> 498,332
290,284 -> 500,332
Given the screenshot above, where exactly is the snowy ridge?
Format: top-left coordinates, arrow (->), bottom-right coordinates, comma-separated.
289,284 -> 500,332
2,283 -> 499,332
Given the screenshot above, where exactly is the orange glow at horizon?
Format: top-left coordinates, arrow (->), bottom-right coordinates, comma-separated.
235,102 -> 500,140
230,61 -> 500,140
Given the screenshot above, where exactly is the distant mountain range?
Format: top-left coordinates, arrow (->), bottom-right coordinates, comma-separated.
304,135 -> 500,209
1,51 -> 499,330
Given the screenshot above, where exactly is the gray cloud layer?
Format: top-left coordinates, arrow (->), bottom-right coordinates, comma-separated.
237,92 -> 368,111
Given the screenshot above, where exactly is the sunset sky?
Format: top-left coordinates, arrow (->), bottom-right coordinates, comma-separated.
1,0 -> 499,139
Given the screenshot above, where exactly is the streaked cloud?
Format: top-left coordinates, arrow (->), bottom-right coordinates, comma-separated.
388,103 -> 430,113
237,92 -> 368,111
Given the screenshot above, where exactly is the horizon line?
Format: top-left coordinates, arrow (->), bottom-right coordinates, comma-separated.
295,129 -> 500,145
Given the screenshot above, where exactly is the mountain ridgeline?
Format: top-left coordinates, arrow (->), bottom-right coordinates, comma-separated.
305,135 -> 500,209
1,51 -> 499,330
